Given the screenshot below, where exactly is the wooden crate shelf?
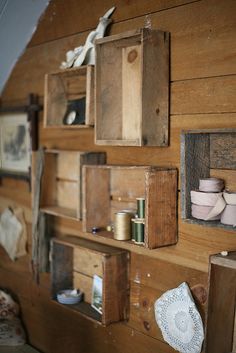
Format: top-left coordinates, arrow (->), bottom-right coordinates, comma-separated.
181,129 -> 236,230
205,252 -> 236,353
95,28 -> 170,146
40,150 -> 106,220
44,65 -> 94,128
51,236 -> 130,326
82,165 -> 177,249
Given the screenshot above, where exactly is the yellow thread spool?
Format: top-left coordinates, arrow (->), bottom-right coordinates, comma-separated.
114,212 -> 133,240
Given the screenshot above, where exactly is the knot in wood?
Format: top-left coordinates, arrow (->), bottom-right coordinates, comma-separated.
128,49 -> 138,63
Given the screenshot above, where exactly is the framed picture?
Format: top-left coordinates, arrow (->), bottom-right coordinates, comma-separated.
0,113 -> 30,174
0,94 -> 41,181
91,275 -> 103,314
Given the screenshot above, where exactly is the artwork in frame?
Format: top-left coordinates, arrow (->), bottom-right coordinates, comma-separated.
91,274 -> 103,314
0,112 -> 30,176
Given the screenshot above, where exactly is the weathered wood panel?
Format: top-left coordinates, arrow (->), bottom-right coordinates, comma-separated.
2,0 -> 236,103
29,0 -> 199,46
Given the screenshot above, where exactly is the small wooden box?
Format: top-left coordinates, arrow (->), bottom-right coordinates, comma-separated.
82,165 -> 177,249
51,236 -> 130,326
205,252 -> 236,353
95,28 -> 170,146
44,65 -> 94,128
181,129 -> 236,230
40,149 -> 106,220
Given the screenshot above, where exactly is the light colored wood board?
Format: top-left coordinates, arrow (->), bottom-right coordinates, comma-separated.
210,252 -> 236,269
210,133 -> 236,169
142,30 -> 169,146
56,151 -> 79,180
3,0 -> 236,103
40,152 -> 57,207
0,196 -> 32,223
110,167 -> 146,198
95,38 -> 123,141
44,73 -> 67,126
210,169 -> 236,191
85,65 -> 95,126
181,132 -> 210,219
73,247 -> 103,277
40,205 -> 78,220
73,271 -> 93,303
145,169 -> 177,248
205,263 -> 236,353
171,75 -> 236,115
122,44 -> 142,141
82,166 -> 111,231
56,180 -> 79,212
29,0 -> 198,46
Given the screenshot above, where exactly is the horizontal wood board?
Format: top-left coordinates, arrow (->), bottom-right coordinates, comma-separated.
0,0 -> 236,352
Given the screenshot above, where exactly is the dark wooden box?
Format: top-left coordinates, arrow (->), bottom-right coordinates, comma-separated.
82,165 -> 177,249
95,28 -> 170,146
205,252 -> 236,353
40,149 -> 106,220
44,65 -> 94,128
181,129 -> 236,230
51,236 -> 130,326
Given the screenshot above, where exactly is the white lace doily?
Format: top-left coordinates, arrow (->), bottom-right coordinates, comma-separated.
154,282 -> 204,353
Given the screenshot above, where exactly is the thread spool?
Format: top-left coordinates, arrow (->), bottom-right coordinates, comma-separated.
137,197 -> 145,218
114,212 -> 132,240
199,178 -> 224,193
134,219 -> 145,244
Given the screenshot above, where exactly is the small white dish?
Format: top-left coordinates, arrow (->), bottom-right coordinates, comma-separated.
57,289 -> 82,305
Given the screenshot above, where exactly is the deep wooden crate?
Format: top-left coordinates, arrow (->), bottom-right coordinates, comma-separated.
44,65 -> 94,128
205,252 -> 236,353
40,149 -> 106,220
51,236 -> 130,326
95,28 -> 170,146
181,129 -> 236,230
82,165 -> 177,249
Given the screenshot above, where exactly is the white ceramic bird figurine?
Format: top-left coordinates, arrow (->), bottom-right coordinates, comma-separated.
60,6 -> 116,69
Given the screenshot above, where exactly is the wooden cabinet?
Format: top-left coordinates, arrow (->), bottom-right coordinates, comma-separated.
205,252 -> 236,353
44,65 -> 94,128
51,236 -> 130,326
181,129 -> 236,230
40,149 -> 106,220
82,165 -> 177,249
95,28 -> 170,146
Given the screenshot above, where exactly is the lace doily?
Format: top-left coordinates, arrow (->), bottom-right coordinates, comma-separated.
154,282 -> 204,353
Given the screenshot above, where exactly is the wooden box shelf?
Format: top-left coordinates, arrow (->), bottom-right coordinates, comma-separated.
95,28 -> 170,146
205,252 -> 236,353
51,236 -> 130,326
82,165 -> 177,249
44,65 -> 94,128
181,129 -> 236,230
40,149 -> 106,220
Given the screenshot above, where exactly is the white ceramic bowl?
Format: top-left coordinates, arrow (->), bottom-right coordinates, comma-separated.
57,289 -> 82,305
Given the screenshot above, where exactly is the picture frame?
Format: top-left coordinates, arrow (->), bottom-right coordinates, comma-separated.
0,94 -> 41,182
91,274 -> 103,314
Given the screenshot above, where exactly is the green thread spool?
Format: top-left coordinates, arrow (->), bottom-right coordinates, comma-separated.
137,197 -> 145,218
134,219 -> 145,244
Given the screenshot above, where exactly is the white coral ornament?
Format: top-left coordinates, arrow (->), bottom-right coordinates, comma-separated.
154,282 -> 204,353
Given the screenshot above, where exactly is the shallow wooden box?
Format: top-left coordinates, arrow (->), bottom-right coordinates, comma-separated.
40,149 -> 106,220
82,165 -> 177,249
95,28 -> 170,146
205,252 -> 236,353
51,236 -> 130,326
181,129 -> 236,230
44,65 -> 94,128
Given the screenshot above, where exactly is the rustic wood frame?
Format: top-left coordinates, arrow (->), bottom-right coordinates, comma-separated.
181,128 -> 236,230
0,94 -> 41,183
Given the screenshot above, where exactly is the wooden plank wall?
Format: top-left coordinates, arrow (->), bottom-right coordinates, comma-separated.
0,0 -> 236,352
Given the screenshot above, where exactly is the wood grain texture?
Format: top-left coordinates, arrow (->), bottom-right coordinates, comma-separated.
2,0 -> 236,104
205,253 -> 236,353
29,0 -> 198,46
